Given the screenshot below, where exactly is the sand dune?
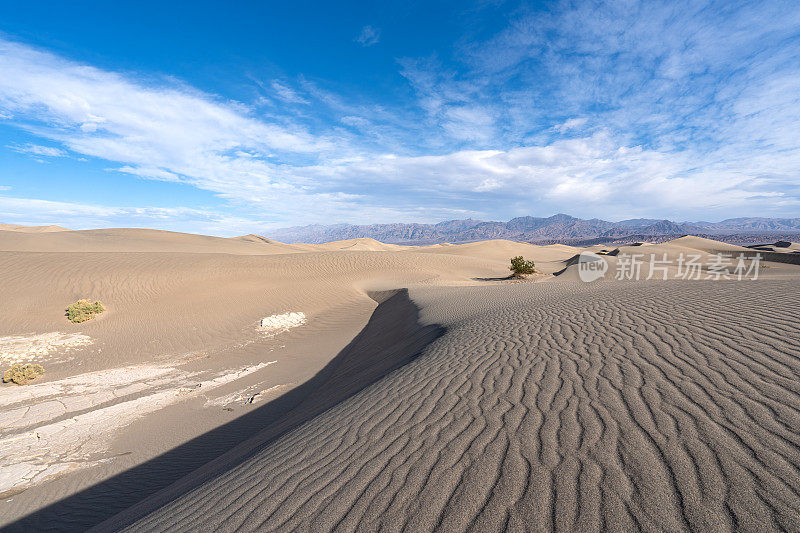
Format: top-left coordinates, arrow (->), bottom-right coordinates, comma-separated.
115,280 -> 800,532
418,238 -> 579,260
1,228 -> 798,531
660,235 -> 753,254
0,227 -> 304,254
311,237 -> 411,252
0,223 -> 70,233
0,228 -> 504,528
748,241 -> 800,254
777,241 -> 799,252
417,239 -> 580,275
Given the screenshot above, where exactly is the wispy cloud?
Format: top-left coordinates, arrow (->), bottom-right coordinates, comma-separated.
270,80 -> 310,104
355,25 -> 380,47
0,194 -> 270,235
7,143 -> 68,158
553,118 -> 587,133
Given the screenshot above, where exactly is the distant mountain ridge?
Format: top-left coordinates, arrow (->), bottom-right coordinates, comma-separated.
267,214 -> 800,245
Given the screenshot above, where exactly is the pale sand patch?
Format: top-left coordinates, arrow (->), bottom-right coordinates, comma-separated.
0,332 -> 93,365
259,311 -> 307,335
0,360 -> 274,497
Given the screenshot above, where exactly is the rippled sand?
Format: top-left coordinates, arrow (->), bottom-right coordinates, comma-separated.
122,280 -> 800,532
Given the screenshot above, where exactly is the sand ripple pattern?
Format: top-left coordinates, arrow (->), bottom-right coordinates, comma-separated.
129,280 -> 800,532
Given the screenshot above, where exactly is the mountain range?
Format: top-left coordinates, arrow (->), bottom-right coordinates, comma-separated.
267,214 -> 800,246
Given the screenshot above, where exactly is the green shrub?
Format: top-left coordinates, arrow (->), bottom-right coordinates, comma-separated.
509,256 -> 536,278
4,363 -> 45,385
66,299 -> 106,323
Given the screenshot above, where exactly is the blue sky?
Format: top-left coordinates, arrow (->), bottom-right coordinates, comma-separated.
0,0 -> 798,235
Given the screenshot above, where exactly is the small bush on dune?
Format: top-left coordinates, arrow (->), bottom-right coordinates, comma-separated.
66,299 -> 106,323
509,256 -> 536,278
4,363 -> 45,385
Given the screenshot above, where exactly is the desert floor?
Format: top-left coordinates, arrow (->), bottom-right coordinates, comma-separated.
0,227 -> 798,532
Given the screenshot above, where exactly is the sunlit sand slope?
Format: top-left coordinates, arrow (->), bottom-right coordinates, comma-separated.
0,224 -> 70,233
122,279 -> 800,532
0,228 -> 304,254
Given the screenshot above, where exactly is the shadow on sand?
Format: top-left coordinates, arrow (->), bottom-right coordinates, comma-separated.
472,275 -> 514,282
8,289 -> 443,533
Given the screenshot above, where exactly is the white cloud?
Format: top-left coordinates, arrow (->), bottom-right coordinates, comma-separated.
554,118 -> 588,133
474,178 -> 501,192
0,195 -> 269,236
340,115 -> 370,128
270,80 -> 309,104
442,106 -> 496,142
7,143 -> 68,158
355,26 -> 380,47
398,57 -> 499,146
300,132 -> 793,213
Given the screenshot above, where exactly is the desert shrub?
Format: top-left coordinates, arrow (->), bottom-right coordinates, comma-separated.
66,299 -> 106,323
4,363 -> 45,385
509,256 -> 536,278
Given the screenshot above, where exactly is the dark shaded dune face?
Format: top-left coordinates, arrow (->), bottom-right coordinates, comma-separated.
128,280 -> 800,533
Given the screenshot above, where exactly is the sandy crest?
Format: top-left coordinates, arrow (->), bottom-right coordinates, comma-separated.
0,224 -> 70,233
417,239 -> 580,274
0,227 -> 307,254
